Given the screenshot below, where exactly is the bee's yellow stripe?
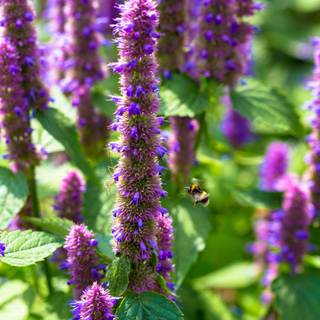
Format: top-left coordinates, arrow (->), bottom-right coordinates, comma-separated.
199,191 -> 207,199
191,185 -> 197,192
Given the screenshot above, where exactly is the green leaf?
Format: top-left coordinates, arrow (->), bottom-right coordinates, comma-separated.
0,297 -> 28,320
196,289 -> 238,320
96,250 -> 114,264
159,74 -> 209,117
0,167 -> 28,230
32,119 -> 64,153
35,107 -> 98,184
107,255 -> 130,297
170,200 -> 211,286
304,255 -> 320,268
228,186 -> 283,209
116,292 -> 184,320
192,262 -> 260,289
0,230 -> 64,267
21,217 -> 73,238
0,280 -> 29,307
43,291 -> 73,320
271,274 -> 320,320
230,78 -> 304,137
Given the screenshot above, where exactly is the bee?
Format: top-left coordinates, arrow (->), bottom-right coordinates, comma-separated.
187,179 -> 210,207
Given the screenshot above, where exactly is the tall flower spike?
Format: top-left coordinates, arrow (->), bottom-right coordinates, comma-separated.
191,0 -> 264,87
64,224 -> 104,299
70,282 -> 117,320
168,116 -> 199,185
54,170 -> 86,223
0,41 -> 40,165
303,37 -> 320,218
259,142 -> 290,192
0,0 -> 49,111
221,95 -> 255,148
156,0 -> 185,79
64,0 -> 110,158
277,177 -> 311,273
108,0 -> 171,292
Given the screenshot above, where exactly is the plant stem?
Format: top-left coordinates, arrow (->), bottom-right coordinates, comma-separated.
26,165 -> 54,295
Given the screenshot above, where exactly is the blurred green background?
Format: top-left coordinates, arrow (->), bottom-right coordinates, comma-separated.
1,0 -> 320,319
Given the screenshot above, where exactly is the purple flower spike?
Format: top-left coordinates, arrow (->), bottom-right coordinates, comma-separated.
53,171 -> 86,223
168,117 -> 199,185
0,243 -> 7,257
303,39 -> 320,219
190,0 -> 264,87
64,225 -> 101,299
260,142 -> 290,191
107,0 -> 174,294
63,0 -> 110,158
0,42 -> 41,166
0,0 -> 49,111
280,179 -> 311,273
70,282 -> 117,320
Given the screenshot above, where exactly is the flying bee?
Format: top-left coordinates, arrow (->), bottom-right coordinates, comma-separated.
187,179 -> 210,207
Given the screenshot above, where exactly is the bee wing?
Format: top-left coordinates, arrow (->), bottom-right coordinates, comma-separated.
191,178 -> 213,189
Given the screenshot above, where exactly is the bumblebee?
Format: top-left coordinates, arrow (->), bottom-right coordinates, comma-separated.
187,183 -> 210,207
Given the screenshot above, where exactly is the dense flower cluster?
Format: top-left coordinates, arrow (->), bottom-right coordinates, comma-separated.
190,0 -> 265,87
0,0 -> 49,111
168,116 -> 199,185
259,142 -> 290,191
0,41 -> 40,165
221,95 -> 254,148
63,0 -> 110,157
303,37 -> 320,218
156,0 -> 185,79
63,224 -> 106,299
54,170 -> 86,223
70,282 -> 116,320
108,0 -> 174,292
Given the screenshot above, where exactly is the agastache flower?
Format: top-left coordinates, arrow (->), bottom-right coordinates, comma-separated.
64,0 -> 110,158
64,225 -> 103,299
0,0 -> 49,111
156,0 -> 185,78
0,41 -> 40,165
54,171 -> 86,223
108,0 -> 171,293
259,142 -> 290,192
277,177 -> 312,273
70,282 -> 117,320
303,37 -> 320,218
191,0 -> 264,88
221,95 -> 255,148
168,117 -> 199,185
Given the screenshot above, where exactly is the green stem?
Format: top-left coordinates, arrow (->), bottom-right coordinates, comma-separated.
26,165 -> 53,295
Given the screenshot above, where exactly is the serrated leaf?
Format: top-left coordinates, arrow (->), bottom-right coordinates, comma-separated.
107,255 -> 130,297
116,292 -> 184,320
21,217 -> 73,238
0,167 -> 28,230
228,186 -> 283,209
271,274 -> 320,320
96,251 -> 114,264
158,74 -> 209,117
192,262 -> 260,289
168,200 -> 211,286
35,108 -> 98,184
230,78 -> 304,137
0,230 -> 64,267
